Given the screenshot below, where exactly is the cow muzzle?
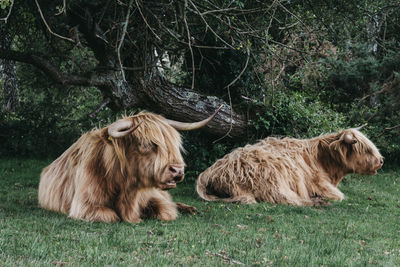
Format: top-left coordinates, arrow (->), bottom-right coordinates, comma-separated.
368,157 -> 384,174
161,165 -> 185,190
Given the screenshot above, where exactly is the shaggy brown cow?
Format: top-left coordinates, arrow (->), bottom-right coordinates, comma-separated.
196,128 -> 383,206
39,107 -> 221,223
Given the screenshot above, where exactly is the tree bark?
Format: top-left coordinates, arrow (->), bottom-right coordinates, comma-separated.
0,25 -> 19,112
138,75 -> 247,138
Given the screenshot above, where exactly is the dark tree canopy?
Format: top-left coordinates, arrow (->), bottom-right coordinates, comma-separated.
1,0 -> 400,159
2,0 -> 280,138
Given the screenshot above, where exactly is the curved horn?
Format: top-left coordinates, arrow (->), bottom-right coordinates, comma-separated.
108,119 -> 142,138
343,133 -> 357,144
165,105 -> 223,131
354,123 -> 367,131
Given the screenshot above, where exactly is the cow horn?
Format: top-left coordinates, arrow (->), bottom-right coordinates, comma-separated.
108,119 -> 142,138
343,133 -> 357,144
165,105 -> 223,131
354,123 -> 367,131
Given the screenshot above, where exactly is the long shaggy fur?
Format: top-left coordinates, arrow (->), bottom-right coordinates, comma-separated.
39,112 -> 185,223
196,129 -> 383,206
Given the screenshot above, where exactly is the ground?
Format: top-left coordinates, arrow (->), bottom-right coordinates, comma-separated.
0,158 -> 399,266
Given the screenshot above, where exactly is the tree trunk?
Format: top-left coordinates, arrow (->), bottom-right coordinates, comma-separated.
138,75 -> 247,138
0,25 -> 19,112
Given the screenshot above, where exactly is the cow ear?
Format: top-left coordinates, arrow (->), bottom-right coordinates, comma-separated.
329,139 -> 348,162
101,128 -> 113,144
329,139 -> 341,152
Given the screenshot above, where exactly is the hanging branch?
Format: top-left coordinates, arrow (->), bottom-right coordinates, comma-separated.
183,13 -> 195,90
223,48 -> 250,89
0,0 -> 14,23
117,0 -> 134,82
54,0 -> 67,16
135,0 -> 161,41
188,0 -> 235,50
34,0 -> 74,43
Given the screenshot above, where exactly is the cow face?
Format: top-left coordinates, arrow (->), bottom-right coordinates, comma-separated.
106,113 -> 186,190
330,129 -> 383,175
105,107 -> 222,190
132,122 -> 185,190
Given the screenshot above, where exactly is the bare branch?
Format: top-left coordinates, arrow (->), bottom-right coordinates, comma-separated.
213,86 -> 234,143
135,0 -> 161,41
223,48 -> 250,89
0,48 -> 98,86
183,13 -> 195,90
34,0 -> 74,43
144,6 -> 231,50
117,0 -> 134,82
54,0 -> 67,16
88,98 -> 111,118
276,1 -> 312,33
0,0 -> 14,23
376,124 -> 400,139
188,0 -> 235,50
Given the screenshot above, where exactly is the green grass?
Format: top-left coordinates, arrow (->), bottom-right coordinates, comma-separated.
1,158 -> 399,266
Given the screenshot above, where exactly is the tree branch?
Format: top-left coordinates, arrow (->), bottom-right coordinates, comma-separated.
88,97 -> 111,118
117,0 -> 134,82
0,49 -> 95,86
34,0 -> 74,43
0,48 -> 247,138
0,0 -> 14,23
376,124 -> 400,139
183,13 -> 195,90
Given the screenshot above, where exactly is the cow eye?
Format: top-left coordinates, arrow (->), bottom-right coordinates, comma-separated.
137,142 -> 156,153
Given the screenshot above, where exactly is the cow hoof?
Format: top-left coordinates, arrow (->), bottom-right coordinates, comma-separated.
81,207 -> 120,223
312,197 -> 330,206
158,211 -> 178,221
177,202 -> 199,215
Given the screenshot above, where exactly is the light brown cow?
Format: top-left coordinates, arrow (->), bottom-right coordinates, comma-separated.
39,107 -> 221,222
196,128 -> 383,206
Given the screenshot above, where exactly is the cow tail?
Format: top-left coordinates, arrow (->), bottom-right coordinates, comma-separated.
196,173 -> 220,201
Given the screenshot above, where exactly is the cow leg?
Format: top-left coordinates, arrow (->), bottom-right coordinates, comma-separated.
278,191 -> 312,206
69,180 -> 119,223
69,204 -> 119,222
83,206 -> 120,223
176,202 -> 198,214
135,189 -> 178,221
117,189 -> 178,222
315,180 -> 344,201
116,191 -> 142,223
69,198 -> 120,223
271,183 -> 315,206
311,196 -> 331,206
152,190 -> 178,221
221,193 -> 257,204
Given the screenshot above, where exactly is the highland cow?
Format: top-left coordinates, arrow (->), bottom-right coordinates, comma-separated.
196,128 -> 383,206
39,107 -> 221,222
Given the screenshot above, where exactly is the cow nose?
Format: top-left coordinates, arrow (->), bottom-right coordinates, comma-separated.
380,158 -> 384,165
169,166 -> 184,181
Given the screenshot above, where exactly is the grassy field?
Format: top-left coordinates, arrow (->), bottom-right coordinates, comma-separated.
0,158 -> 399,266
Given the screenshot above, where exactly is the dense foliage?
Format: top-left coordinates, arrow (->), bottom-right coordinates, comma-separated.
1,0 -> 400,169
